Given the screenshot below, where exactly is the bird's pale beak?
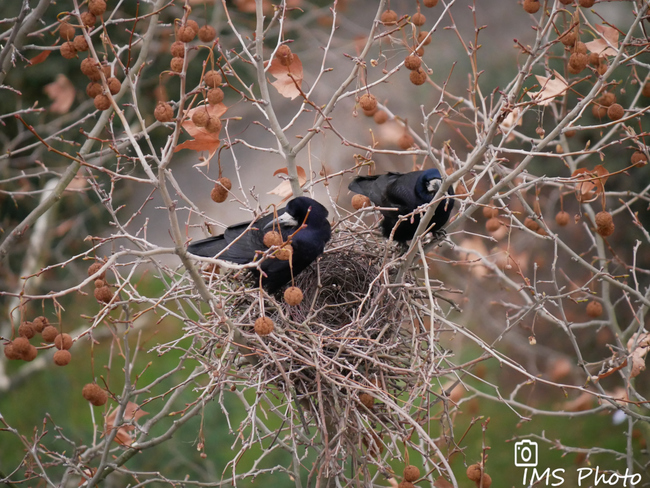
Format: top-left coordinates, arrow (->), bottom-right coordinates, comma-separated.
264,212 -> 299,230
426,179 -> 441,193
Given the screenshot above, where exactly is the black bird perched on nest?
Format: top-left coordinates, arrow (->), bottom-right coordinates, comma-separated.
187,196 -> 331,293
349,168 -> 455,243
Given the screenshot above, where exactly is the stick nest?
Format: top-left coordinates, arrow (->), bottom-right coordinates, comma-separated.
194,219 -> 449,472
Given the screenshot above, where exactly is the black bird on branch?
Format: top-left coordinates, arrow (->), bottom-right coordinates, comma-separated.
187,196 -> 331,293
348,169 -> 455,243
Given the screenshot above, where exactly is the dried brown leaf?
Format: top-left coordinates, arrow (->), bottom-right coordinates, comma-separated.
268,166 -> 307,199
104,401 -> 149,446
527,70 -> 569,106
267,53 -> 304,100
585,24 -> 619,57
174,103 -> 228,165
44,74 -> 76,114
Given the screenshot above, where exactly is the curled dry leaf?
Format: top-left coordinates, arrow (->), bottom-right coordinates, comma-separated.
527,70 -> 569,106
104,401 -> 149,446
585,24 -> 619,57
44,74 -> 76,114
571,165 -> 609,203
500,107 -> 522,142
268,166 -> 307,199
267,52 -> 304,100
174,103 -> 228,166
30,49 -> 52,66
627,332 -> 650,378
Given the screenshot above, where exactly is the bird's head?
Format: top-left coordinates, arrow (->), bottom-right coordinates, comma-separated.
418,169 -> 443,198
265,196 -> 330,230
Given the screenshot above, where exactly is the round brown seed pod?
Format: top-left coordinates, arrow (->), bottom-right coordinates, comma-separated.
12,337 -> 31,356
276,244 -> 293,261
60,42 -> 77,59
95,279 -> 106,288
276,45 -> 294,66
107,77 -> 121,95
559,0 -> 573,4
592,104 -> 607,118
523,0 -> 540,14
53,349 -> 72,366
404,465 -> 421,482
94,285 -> 113,303
607,103 -> 624,121
486,217 -> 501,233
4,343 -> 22,360
19,322 -> 36,339
568,53 -> 588,74
643,82 -> 650,98
81,11 -> 97,27
101,64 -> 111,78
198,25 -> 216,42
380,9 -> 398,24
397,482 -> 414,488
192,109 -> 209,127
55,333 -> 73,350
216,177 -> 232,191
154,102 -> 174,123
73,35 -> 88,52
186,19 -> 199,34
466,464 -> 482,482
263,231 -> 283,248
398,132 -> 415,149
555,210 -> 570,226
482,205 -> 499,219
524,217 -> 539,232
405,54 -> 422,70
599,92 -> 616,107
83,383 -> 108,406
170,41 -> 185,58
412,12 -> 426,26
254,316 -> 274,336
418,31 -> 432,46
32,316 -> 49,333
89,0 -> 107,16
410,67 -> 427,85
586,300 -> 603,318
362,106 -> 378,117
205,116 -> 222,133
579,0 -> 595,7
283,286 -> 304,306
207,88 -> 224,105
423,0 -> 438,6
94,94 -> 111,111
560,30 -> 577,47
359,392 -> 374,409
170,56 -> 184,73
359,93 -> 377,112
22,344 -> 38,362
373,110 -> 388,124
595,211 -> 614,237
565,129 -> 576,138
415,46 -> 425,56
210,185 -> 228,203
597,60 -> 608,76
352,194 -> 371,210
177,25 -> 196,43
204,70 -> 222,88
574,41 -> 587,55
59,21 -> 75,41
588,53 -> 600,66
631,151 -> 648,167
42,325 -> 59,343
81,58 -> 101,80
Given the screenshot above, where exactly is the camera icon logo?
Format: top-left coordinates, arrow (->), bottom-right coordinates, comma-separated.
514,439 -> 538,467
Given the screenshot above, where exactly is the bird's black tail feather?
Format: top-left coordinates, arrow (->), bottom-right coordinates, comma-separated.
187,236 -> 228,258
